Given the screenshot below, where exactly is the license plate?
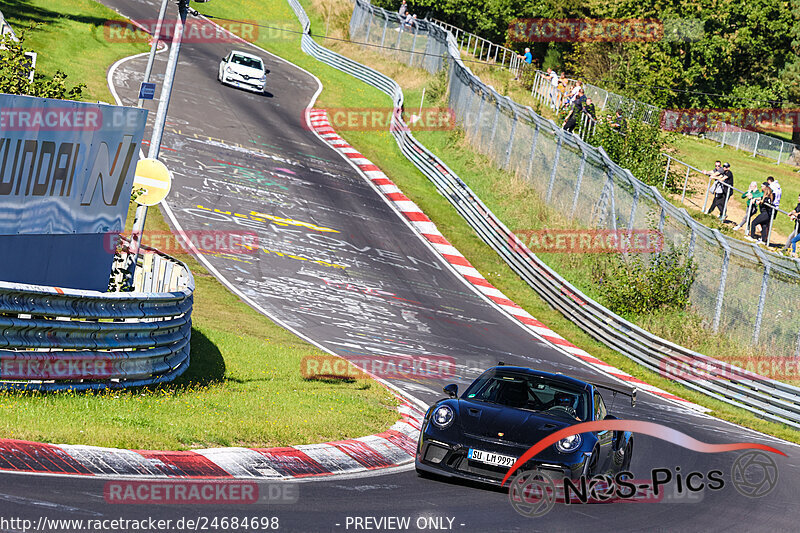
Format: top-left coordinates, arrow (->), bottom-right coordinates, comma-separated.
467,448 -> 516,467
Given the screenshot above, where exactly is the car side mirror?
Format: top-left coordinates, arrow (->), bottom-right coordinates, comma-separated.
443,384 -> 458,399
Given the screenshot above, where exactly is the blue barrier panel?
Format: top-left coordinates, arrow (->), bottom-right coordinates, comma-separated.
0,94 -> 147,291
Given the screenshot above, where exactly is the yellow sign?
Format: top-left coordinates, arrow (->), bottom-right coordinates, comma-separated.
133,158 -> 172,206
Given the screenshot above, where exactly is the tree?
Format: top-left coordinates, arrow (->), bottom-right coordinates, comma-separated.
0,34 -> 85,100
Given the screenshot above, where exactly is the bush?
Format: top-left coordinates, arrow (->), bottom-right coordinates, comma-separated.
0,33 -> 84,99
594,243 -> 696,317
588,116 -> 677,190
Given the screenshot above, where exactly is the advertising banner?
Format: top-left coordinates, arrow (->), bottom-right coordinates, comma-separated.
0,94 -> 147,291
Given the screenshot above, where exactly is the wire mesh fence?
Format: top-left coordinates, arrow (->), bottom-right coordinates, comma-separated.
350,0 -> 800,357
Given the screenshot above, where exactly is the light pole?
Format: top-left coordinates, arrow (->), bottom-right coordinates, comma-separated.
125,0 -> 193,288
137,0 -> 170,109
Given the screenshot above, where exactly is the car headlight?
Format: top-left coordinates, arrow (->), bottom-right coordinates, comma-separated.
225,66 -> 232,73
431,405 -> 455,429
555,434 -> 582,453
259,75 -> 267,82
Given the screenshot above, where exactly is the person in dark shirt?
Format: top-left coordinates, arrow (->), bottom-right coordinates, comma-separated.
609,109 -> 626,132
584,98 -> 597,121
749,183 -> 775,244
787,194 -> 800,254
562,89 -> 585,132
707,162 -> 734,220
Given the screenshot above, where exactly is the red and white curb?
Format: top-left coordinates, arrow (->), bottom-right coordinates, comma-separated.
0,398 -> 423,478
306,108 -> 708,414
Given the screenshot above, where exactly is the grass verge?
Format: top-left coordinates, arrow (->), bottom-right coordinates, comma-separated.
194,0 -> 800,443
0,0 -> 398,450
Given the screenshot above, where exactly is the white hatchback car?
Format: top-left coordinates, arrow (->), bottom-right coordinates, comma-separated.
218,50 -> 267,94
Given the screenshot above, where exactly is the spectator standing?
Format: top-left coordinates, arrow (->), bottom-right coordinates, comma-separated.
734,181 -> 763,231
749,182 -> 775,244
557,72 -> 568,109
785,193 -> 800,252
766,176 -> 782,208
399,0 -> 407,18
514,47 -> 532,80
549,69 -> 559,109
702,160 -> 722,178
584,98 -> 597,121
706,162 -> 734,220
562,89 -> 585,132
609,109 -> 627,132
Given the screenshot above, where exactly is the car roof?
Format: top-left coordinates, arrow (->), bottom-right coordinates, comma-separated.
229,50 -> 263,61
484,365 -> 591,390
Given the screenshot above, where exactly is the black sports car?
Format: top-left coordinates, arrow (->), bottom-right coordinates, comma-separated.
415,365 -> 636,485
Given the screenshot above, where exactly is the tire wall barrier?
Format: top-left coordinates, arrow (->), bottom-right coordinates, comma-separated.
0,239 -> 193,390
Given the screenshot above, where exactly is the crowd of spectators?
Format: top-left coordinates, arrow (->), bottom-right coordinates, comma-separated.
396,1 -> 418,30
699,160 -> 798,253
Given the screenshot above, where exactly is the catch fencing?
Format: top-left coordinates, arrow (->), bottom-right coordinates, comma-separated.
287,0 -> 800,427
0,239 -> 193,390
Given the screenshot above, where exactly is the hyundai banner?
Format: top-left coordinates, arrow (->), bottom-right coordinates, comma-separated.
0,94 -> 147,291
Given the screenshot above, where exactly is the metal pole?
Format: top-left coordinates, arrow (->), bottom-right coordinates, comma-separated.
765,205 -> 777,247
504,109 -> 517,169
126,1 -> 189,286
379,15 -> 388,47
662,155 -> 671,188
526,121 -> 540,181
570,150 -> 587,218
752,262 -> 770,345
702,177 -> 713,213
777,141 -> 785,165
545,134 -> 562,202
711,232 -> 730,333
681,166 -> 691,202
137,0 -> 169,108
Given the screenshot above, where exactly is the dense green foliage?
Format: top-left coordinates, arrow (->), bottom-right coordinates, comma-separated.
594,243 -> 697,317
377,0 -> 798,140
0,34 -> 84,99
588,118 -> 676,189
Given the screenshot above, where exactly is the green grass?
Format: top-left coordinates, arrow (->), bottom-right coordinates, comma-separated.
1,203 -> 397,449
196,0 -> 800,443
0,0 -> 398,449
3,0 -> 151,102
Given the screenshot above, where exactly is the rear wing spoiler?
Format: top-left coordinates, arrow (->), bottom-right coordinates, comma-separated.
591,381 -> 637,407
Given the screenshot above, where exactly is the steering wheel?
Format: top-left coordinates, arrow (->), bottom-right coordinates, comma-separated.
546,405 -> 577,418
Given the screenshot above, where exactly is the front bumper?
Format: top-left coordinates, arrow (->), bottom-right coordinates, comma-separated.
222,74 -> 265,93
416,434 -> 586,486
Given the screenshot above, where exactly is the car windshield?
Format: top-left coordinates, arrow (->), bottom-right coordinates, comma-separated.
231,55 -> 263,70
462,371 -> 589,421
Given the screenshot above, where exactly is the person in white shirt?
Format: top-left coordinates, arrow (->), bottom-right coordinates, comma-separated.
767,176 -> 781,208
549,69 -> 559,110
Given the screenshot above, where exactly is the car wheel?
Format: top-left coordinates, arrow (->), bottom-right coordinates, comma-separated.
616,439 -> 633,472
582,447 -> 600,478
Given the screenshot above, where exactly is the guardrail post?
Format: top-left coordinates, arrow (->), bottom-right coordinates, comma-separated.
395,17 -> 403,49
379,15 -> 389,47
720,127 -> 727,147
408,28 -> 418,66
364,10 -> 372,43
735,130 -> 742,150
627,175 -> 639,230
504,108 -> 518,169
752,138 -> 758,157
711,230 -> 730,333
601,92 -> 608,112
489,102 -> 501,146
472,88 -> 485,141
570,149 -> 587,218
751,244 -> 771,345
681,166 -> 691,202
545,132 -> 563,202
525,113 -> 540,180
663,155 -> 671,188
777,141 -> 785,165
702,177 -> 713,213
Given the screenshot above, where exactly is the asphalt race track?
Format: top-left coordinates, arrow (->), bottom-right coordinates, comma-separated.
0,1 -> 796,531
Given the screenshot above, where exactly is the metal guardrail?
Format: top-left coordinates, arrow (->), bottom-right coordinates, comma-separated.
0,9 -> 18,42
429,19 -> 524,77
288,0 -> 800,429
0,238 -> 193,390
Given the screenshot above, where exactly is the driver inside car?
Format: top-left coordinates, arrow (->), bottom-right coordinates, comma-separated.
548,391 -> 582,420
